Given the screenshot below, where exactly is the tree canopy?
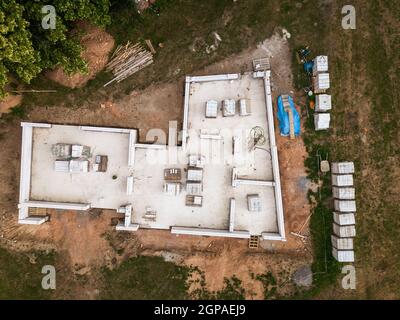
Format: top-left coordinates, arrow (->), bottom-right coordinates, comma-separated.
0,0 -> 111,98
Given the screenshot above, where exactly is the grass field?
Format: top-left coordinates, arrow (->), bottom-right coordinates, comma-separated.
0,248 -> 56,300
1,0 -> 399,299
101,256 -> 190,299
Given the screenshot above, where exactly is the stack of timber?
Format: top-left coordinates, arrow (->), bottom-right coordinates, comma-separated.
104,42 -> 153,87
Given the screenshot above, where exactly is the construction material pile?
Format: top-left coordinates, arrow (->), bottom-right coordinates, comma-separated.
331,161 -> 357,263
104,42 -> 153,87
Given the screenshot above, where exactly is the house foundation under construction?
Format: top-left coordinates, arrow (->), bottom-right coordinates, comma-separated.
17,69 -> 286,241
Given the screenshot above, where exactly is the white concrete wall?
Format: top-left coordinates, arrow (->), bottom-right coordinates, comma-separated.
188,74 -> 240,83
263,72 -> 286,241
128,130 -> 137,167
182,77 -> 191,146
229,198 -> 235,232
116,223 -> 140,231
135,143 -> 167,150
261,232 -> 285,241
171,227 -> 250,239
19,124 -> 34,220
80,126 -> 132,134
19,216 -> 49,225
235,179 -> 275,187
24,201 -> 90,211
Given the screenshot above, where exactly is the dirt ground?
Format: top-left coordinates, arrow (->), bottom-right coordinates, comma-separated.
0,32 -> 312,299
0,94 -> 23,116
45,21 -> 115,89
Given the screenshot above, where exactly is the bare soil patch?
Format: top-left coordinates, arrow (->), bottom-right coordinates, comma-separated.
45,21 -> 115,89
0,94 -> 22,116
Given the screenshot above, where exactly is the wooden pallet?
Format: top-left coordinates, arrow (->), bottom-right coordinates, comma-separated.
249,235 -> 259,249
28,207 -> 48,216
253,57 -> 270,71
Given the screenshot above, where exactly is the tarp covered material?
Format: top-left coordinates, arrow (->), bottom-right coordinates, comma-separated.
277,95 -> 301,136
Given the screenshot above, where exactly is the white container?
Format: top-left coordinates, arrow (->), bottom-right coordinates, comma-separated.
186,182 -> 202,195
54,160 -> 70,173
163,182 -> 181,196
314,113 -> 330,130
313,73 -> 330,92
313,55 -> 329,75
334,200 -> 356,212
333,187 -> 355,199
331,235 -> 354,250
187,167 -> 203,182
333,223 -> 356,237
222,99 -> 236,117
333,212 -> 355,225
331,162 -> 355,174
315,94 -> 332,112
332,174 -> 354,186
205,100 -> 218,118
332,248 -> 355,262
69,159 -> 89,173
71,145 -> 83,157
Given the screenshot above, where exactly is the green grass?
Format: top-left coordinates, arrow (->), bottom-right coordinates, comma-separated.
189,268 -> 246,300
0,248 -> 56,300
100,256 -> 190,299
290,0 -> 400,299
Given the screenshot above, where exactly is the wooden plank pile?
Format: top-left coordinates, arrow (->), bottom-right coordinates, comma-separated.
104,42 -> 153,87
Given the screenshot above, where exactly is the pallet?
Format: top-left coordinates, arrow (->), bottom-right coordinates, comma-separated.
253,57 -> 270,71
249,235 -> 259,249
28,207 -> 48,216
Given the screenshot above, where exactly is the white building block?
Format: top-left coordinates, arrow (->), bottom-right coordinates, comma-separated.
333,212 -> 355,225
334,200 -> 356,212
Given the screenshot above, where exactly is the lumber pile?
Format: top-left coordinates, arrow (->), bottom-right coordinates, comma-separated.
104,42 -> 153,87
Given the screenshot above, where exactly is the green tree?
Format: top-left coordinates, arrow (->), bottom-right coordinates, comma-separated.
0,0 -> 111,98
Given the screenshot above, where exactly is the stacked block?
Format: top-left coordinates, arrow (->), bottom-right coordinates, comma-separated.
313,55 -> 332,131
331,161 -> 356,262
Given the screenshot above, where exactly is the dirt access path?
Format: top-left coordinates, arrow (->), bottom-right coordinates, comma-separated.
0,32 -> 312,299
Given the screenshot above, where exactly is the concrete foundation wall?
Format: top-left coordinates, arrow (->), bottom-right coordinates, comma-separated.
19,216 -> 49,225
80,126 -> 132,134
235,179 -> 275,187
128,131 -> 137,167
188,74 -> 240,83
135,143 -> 167,150
116,223 -> 140,231
171,227 -> 250,239
263,72 -> 285,240
24,201 -> 90,211
229,198 -> 235,232
261,232 -> 285,241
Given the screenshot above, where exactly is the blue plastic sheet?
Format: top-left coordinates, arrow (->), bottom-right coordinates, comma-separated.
277,95 -> 301,136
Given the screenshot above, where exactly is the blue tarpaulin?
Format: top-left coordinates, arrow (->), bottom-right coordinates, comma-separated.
277,95 -> 301,136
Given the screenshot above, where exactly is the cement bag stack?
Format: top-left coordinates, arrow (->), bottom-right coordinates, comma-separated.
313,56 -> 331,131
331,161 -> 356,262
